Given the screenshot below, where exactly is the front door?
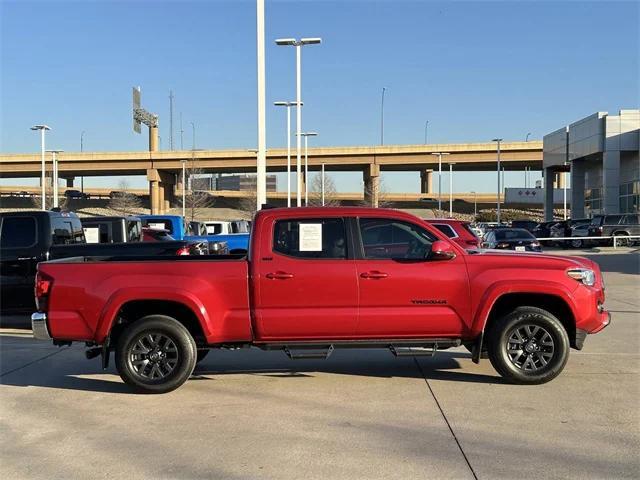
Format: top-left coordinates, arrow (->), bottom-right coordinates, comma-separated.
355,217 -> 470,338
253,217 -> 359,340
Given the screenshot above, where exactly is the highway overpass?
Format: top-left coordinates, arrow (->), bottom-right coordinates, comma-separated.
0,141 -> 542,213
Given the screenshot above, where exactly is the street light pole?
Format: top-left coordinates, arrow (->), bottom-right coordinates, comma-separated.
424,120 -> 429,144
190,122 -> 196,150
431,152 -> 449,214
525,132 -> 531,142
181,160 -> 187,219
80,130 -> 85,193
256,0 -> 267,210
321,163 -> 325,206
492,138 -> 503,223
276,37 -> 321,207
380,87 -> 386,145
472,191 -> 477,219
275,101 -> 303,207
299,132 -> 318,206
449,163 -> 454,218
46,150 -> 64,208
31,125 -> 51,210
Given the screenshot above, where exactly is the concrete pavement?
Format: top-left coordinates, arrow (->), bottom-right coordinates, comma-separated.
1,251 -> 638,479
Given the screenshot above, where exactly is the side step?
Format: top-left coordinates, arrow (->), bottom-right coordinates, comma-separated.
389,345 -> 437,357
284,345 -> 334,360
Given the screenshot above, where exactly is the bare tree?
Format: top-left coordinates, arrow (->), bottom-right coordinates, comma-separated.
238,186 -> 258,216
308,172 -> 340,207
178,158 -> 215,222
108,180 -> 143,215
360,177 -> 391,208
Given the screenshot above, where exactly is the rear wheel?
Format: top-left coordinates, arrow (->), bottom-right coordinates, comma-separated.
570,238 -> 583,248
487,306 -> 569,384
115,315 -> 197,393
613,232 -> 630,247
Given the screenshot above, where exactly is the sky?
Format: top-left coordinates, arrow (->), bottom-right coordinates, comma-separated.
1,0 -> 638,193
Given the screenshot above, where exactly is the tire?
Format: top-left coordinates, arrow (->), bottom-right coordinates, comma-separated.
613,232 -> 630,247
196,349 -> 209,364
487,306 -> 570,385
115,315 -> 197,394
570,238 -> 583,249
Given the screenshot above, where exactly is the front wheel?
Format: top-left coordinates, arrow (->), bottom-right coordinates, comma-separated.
487,307 -> 569,384
115,315 -> 197,393
570,238 -> 583,249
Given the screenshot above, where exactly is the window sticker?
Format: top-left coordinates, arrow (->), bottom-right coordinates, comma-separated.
83,227 -> 100,244
148,222 -> 165,230
299,223 -> 322,251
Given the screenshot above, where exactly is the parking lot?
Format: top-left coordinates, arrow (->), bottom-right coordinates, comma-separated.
1,248 -> 638,480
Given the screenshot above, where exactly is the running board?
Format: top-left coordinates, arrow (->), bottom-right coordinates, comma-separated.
284,345 -> 334,360
390,345 -> 437,357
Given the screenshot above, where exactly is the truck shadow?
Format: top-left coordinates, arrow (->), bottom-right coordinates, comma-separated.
0,336 -> 503,394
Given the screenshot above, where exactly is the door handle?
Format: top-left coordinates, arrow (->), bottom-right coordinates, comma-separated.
360,271 -> 388,279
266,271 -> 294,280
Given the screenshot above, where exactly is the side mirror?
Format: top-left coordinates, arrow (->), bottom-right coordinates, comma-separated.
431,240 -> 456,260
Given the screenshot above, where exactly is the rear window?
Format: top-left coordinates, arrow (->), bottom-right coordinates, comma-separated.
622,215 -> 639,225
495,229 -> 535,241
51,216 -> 85,245
603,215 -> 623,225
273,218 -> 347,259
461,223 -> 479,238
0,216 -> 37,248
143,218 -> 175,234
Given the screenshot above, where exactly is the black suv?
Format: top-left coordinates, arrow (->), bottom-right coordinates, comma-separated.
587,214 -> 640,246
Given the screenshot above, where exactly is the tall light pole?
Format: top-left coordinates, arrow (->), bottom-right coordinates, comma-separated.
321,163 -> 326,206
180,113 -> 184,150
181,159 -> 187,219
274,101 -> 303,207
448,163 -> 455,218
471,191 -> 477,219
563,164 -> 568,220
525,132 -> 531,142
31,125 -> 51,210
492,138 -> 503,223
299,132 -> 318,206
431,152 -> 449,214
46,150 -> 64,208
256,0 -> 267,210
424,120 -> 429,144
190,122 -> 196,150
276,37 -> 322,207
380,87 -> 386,145
80,130 -> 85,193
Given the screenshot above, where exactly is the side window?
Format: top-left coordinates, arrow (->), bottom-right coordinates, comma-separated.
623,215 -> 639,225
605,215 -> 623,225
432,224 -> 457,238
273,218 -> 347,259
0,217 -> 37,248
359,218 -> 435,259
128,221 -> 142,242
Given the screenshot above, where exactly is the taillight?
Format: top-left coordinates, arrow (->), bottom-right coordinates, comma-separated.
176,246 -> 190,256
598,226 -> 603,233
35,271 -> 53,311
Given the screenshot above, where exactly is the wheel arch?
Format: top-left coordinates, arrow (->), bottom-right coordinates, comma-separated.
482,292 -> 577,349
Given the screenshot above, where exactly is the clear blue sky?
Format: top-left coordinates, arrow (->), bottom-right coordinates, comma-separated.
1,0 -> 638,193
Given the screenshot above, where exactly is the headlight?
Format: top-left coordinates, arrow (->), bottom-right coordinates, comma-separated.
567,268 -> 596,286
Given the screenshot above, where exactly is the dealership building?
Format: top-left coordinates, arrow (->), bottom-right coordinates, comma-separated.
543,109 -> 640,220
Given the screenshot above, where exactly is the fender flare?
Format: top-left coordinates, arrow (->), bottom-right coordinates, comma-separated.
94,287 -> 211,343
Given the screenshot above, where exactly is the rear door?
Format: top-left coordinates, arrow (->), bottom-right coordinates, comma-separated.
253,216 -> 358,340
0,215 -> 40,311
355,217 -> 471,337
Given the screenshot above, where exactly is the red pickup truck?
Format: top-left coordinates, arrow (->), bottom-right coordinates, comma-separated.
31,207 -> 610,393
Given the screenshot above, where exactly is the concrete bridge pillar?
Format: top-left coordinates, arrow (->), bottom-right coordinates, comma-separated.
148,169 -> 175,214
363,164 -> 380,207
420,169 -> 433,194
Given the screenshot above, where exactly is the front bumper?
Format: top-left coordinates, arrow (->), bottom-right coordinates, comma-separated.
31,312 -> 51,340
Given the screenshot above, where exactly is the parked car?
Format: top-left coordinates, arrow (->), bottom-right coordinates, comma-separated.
203,220 -> 251,235
188,221 -> 208,236
64,189 -> 90,200
142,227 -> 210,254
140,214 -> 249,254
80,216 -> 142,243
532,221 -> 558,245
511,220 -> 538,233
426,219 -> 480,248
32,207 -> 610,393
549,218 -> 592,248
587,214 -> 640,246
482,228 -> 542,252
569,224 -> 590,249
0,211 -> 204,314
